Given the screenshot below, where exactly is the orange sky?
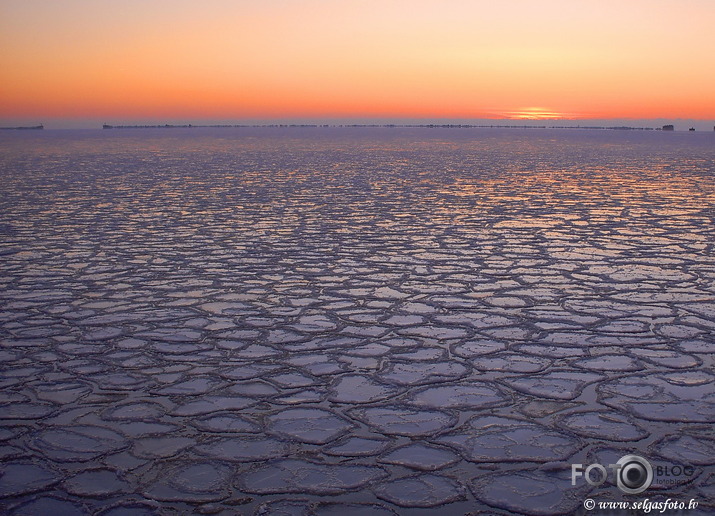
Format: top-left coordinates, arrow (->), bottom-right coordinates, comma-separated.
1,0 -> 714,125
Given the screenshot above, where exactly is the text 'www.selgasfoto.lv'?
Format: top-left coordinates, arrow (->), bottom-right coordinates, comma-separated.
583,498 -> 699,513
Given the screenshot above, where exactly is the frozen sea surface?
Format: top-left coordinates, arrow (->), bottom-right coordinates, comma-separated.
0,127 -> 713,515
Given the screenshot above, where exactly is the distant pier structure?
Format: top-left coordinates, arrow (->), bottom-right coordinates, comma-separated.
662,124 -> 675,131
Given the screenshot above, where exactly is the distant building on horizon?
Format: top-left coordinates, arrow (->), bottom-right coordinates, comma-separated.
662,124 -> 674,131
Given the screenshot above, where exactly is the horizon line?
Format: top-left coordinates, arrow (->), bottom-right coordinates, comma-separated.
3,122 -> 713,133
2,117 -> 714,132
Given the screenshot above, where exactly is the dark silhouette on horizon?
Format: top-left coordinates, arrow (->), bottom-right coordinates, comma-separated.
101,123 -> 663,131
0,124 -> 43,130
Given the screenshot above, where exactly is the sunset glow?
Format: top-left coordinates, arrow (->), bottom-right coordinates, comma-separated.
504,108 -> 572,120
1,0 -> 714,126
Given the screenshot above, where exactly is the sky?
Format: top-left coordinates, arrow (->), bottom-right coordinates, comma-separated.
1,0 -> 714,129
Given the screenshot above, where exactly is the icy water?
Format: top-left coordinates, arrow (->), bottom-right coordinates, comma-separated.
0,127 -> 713,515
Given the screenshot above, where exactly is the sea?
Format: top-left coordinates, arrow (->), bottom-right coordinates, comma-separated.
1,127 -> 713,515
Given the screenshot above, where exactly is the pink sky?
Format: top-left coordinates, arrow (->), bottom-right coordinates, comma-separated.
2,0 -> 714,127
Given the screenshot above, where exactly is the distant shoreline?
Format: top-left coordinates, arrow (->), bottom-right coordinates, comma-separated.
2,123 -> 704,132
0,124 -> 44,130
101,123 -> 665,131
